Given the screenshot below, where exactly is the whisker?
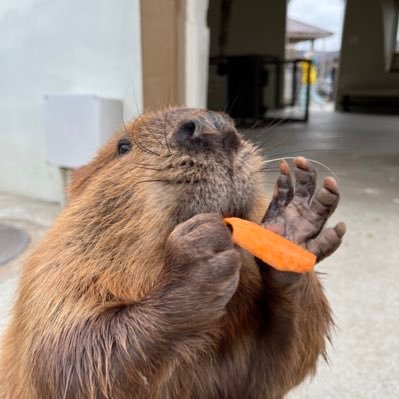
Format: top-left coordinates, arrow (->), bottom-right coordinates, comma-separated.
225,95 -> 239,115
132,165 -> 163,171
242,127 -> 289,151
130,160 -> 162,168
260,117 -> 280,133
258,139 -> 290,155
262,157 -> 340,182
259,167 -> 281,171
163,110 -> 172,153
120,85 -> 131,132
136,114 -> 162,156
261,116 -> 292,134
130,114 -> 161,157
265,148 -> 340,159
134,179 -> 172,186
239,119 -> 266,142
144,107 -> 165,149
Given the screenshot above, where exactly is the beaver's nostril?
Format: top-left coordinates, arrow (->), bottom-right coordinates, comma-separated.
176,121 -> 197,147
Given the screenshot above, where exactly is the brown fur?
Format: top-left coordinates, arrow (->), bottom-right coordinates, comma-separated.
0,108 -> 332,398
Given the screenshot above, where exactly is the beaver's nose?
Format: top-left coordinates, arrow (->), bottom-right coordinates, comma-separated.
176,120 -> 240,152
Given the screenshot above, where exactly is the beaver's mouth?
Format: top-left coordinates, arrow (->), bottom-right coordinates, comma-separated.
156,148 -> 259,222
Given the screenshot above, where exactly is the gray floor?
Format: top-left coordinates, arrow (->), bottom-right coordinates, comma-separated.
0,192 -> 60,333
0,110 -> 398,398
0,224 -> 30,266
243,111 -> 399,399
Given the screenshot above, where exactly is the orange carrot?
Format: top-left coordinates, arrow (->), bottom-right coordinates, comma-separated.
224,217 -> 316,273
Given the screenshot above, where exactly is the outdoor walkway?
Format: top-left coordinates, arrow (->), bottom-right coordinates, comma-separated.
247,111 -> 399,399
0,110 -> 398,398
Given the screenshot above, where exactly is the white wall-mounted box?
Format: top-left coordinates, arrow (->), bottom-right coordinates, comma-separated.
44,94 -> 123,169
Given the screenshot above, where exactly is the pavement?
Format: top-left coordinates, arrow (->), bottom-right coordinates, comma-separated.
0,192 -> 60,332
0,110 -> 398,398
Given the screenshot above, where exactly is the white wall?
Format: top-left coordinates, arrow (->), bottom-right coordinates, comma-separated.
0,0 -> 142,202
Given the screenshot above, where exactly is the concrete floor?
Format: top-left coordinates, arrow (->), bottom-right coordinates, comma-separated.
0,110 -> 398,398
246,111 -> 399,399
0,192 -> 60,332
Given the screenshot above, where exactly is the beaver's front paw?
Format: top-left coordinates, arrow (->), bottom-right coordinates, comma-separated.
165,213 -> 241,310
263,157 -> 346,263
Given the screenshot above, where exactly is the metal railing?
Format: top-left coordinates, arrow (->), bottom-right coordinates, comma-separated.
209,56 -> 312,125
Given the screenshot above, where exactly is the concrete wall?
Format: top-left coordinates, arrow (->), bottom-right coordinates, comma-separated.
337,0 -> 399,104
208,0 -> 286,58
207,0 -> 287,110
141,0 -> 209,110
185,0 -> 210,108
140,0 -> 185,109
0,0 -> 142,202
381,0 -> 398,71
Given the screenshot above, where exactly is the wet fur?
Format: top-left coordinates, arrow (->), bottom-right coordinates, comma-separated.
0,108 -> 332,398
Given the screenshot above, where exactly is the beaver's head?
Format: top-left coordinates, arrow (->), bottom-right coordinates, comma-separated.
61,108 -> 267,299
69,108 -> 267,226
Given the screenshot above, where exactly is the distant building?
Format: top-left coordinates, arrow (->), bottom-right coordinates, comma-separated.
287,18 -> 333,51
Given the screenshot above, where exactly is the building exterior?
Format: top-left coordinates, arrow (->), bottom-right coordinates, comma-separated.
287,18 -> 333,51
337,0 -> 399,109
0,0 -> 142,202
0,0 -> 398,203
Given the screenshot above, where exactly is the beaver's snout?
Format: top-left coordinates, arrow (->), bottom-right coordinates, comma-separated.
175,117 -> 240,153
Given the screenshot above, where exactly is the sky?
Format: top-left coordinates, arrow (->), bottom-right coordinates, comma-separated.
288,0 -> 345,52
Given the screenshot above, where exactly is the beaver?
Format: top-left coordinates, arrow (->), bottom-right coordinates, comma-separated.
0,108 -> 345,398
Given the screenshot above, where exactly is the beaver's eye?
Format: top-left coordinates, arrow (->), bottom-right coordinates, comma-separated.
117,139 -> 132,156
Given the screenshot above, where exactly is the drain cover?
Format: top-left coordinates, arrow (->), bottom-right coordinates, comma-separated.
0,224 -> 30,266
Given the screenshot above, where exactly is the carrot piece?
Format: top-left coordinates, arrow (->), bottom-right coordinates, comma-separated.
224,217 -> 316,273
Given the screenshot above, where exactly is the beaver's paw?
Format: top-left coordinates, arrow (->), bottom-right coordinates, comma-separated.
263,157 -> 346,262
165,213 -> 241,308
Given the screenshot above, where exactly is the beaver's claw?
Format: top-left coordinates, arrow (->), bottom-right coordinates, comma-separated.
262,157 -> 346,263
